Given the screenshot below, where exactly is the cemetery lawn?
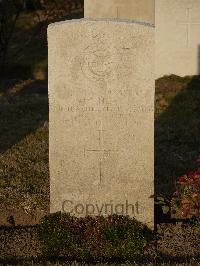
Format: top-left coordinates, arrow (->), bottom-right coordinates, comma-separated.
0,79 -> 49,223
155,75 -> 200,195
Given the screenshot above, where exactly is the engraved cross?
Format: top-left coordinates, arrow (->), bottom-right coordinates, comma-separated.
178,8 -> 200,48
84,129 -> 117,185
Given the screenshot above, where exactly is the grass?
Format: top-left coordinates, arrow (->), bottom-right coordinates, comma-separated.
0,79 -> 49,214
155,75 -> 200,195
1,261 -> 200,265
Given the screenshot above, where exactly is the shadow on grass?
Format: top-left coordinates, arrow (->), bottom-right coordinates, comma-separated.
0,79 -> 48,153
155,76 -> 200,196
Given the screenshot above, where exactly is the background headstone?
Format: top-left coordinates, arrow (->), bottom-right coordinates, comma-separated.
48,19 -> 154,228
156,0 -> 200,77
84,0 -> 200,77
84,0 -> 155,24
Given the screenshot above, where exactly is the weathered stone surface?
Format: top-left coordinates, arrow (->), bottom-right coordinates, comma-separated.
84,0 -> 200,77
156,0 -> 200,77
48,19 -> 154,228
84,0 -> 155,24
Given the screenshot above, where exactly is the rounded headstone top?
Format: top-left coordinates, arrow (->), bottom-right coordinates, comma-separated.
48,18 -> 155,30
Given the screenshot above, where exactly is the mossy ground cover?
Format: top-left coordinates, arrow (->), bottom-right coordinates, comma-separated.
37,213 -> 153,262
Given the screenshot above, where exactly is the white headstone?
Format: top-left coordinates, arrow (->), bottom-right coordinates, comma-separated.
84,0 -> 200,77
156,0 -> 200,77
84,0 -> 155,24
48,19 -> 154,228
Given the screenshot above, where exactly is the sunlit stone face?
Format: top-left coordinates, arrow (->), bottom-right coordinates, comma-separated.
48,19 -> 154,228
84,0 -> 155,24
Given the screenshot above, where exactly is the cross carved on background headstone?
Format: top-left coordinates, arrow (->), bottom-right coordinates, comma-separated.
178,8 -> 200,48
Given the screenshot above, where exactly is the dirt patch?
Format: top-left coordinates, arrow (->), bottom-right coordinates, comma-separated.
0,205 -> 48,227
156,222 -> 200,258
0,226 -> 41,261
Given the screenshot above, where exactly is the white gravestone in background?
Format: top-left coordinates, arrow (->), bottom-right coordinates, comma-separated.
48,19 -> 154,228
84,0 -> 155,24
156,0 -> 200,77
85,0 -> 200,77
